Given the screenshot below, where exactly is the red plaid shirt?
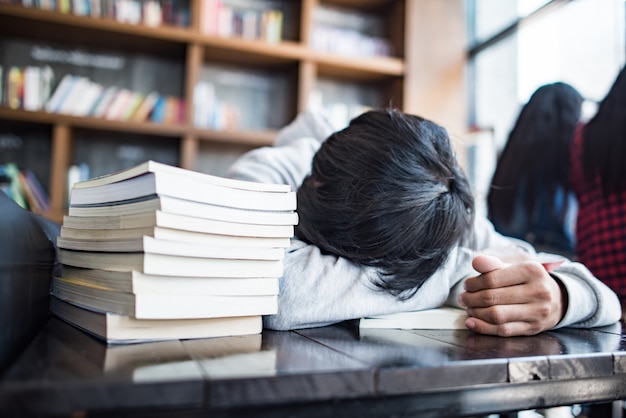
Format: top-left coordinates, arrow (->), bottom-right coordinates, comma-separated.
571,126 -> 626,304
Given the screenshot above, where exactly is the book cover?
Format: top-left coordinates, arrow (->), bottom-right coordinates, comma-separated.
68,194 -> 298,225
73,160 -> 290,193
51,276 -> 279,319
58,265 -> 279,296
59,225 -> 291,248
56,235 -> 286,260
50,297 -> 263,344
57,248 -> 285,277
68,161 -> 295,211
359,307 -> 469,330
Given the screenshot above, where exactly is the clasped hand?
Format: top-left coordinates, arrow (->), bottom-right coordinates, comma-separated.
458,255 -> 567,337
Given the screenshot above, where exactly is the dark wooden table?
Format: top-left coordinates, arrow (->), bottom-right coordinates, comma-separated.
1,317 -> 625,417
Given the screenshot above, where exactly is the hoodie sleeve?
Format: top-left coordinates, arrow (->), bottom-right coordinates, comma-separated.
226,109 -> 334,189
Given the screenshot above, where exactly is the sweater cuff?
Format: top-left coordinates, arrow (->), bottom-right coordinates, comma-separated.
550,271 -> 594,328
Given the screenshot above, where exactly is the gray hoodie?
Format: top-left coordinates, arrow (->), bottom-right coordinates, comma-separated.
227,110 -> 622,331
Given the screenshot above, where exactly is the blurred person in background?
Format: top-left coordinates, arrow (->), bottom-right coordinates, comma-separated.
488,82 -> 583,258
571,65 -> 626,322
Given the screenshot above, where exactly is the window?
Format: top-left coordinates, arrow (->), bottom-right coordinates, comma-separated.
466,0 -> 625,217
469,0 -> 625,149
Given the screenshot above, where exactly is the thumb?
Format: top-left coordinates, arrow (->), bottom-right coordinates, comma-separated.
472,254 -> 508,274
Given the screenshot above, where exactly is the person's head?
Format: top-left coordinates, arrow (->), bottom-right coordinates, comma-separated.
295,108 -> 474,299
582,65 -> 626,196
488,82 -> 583,223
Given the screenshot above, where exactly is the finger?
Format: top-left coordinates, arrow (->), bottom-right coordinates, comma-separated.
464,261 -> 548,293
461,286 -> 521,308
465,316 -> 544,337
472,254 -> 508,274
467,303 -> 531,324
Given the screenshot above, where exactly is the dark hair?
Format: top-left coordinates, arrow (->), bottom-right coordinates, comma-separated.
295,108 -> 474,299
488,82 -> 583,225
582,66 -> 626,197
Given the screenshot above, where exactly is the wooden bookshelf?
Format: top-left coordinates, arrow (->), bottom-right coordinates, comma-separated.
0,0 -> 467,222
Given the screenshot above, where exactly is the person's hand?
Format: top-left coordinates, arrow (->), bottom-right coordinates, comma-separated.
458,255 -> 567,337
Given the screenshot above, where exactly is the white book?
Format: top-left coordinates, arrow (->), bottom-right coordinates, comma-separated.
57,235 -> 286,260
50,297 -> 263,343
23,66 -> 42,111
72,81 -> 104,116
51,276 -> 278,319
60,225 -> 291,248
69,161 -> 294,211
50,297 -> 263,344
57,76 -> 91,115
58,248 -> 285,277
62,211 -> 294,237
58,265 -> 279,296
68,194 -> 298,225
73,160 -> 290,193
359,307 -> 469,330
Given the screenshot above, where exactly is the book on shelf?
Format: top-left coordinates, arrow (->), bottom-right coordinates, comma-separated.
60,225 -> 291,248
104,88 -> 133,120
51,275 -> 278,319
149,95 -> 167,122
22,65 -> 41,111
58,265 -> 279,296
130,91 -> 160,122
57,248 -> 285,277
57,235 -> 286,260
359,307 -> 469,330
120,91 -> 145,120
91,86 -> 119,118
44,73 -> 77,113
68,194 -> 299,225
18,170 -> 50,214
72,80 -> 104,117
69,160 -> 296,211
57,76 -> 90,115
50,297 -> 263,344
62,211 -> 295,237
7,66 -> 23,110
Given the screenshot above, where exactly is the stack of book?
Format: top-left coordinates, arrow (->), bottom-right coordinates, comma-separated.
51,160 -> 297,344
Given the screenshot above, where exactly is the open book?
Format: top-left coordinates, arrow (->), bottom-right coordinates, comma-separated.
359,307 -> 469,330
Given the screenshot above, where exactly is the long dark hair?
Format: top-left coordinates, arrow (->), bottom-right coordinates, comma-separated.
296,109 -> 474,299
582,66 -> 626,197
488,82 -> 582,224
